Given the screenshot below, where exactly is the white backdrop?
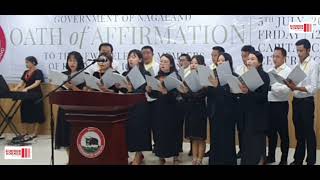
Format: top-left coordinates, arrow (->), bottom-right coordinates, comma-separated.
1,15 -> 320,83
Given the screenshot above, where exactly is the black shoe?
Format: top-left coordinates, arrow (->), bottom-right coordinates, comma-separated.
278,160 -> 287,165
265,156 -> 276,164
290,161 -> 303,165
236,151 -> 241,159
20,135 -> 33,143
11,135 -> 24,144
204,150 -> 210,157
307,162 -> 315,165
11,135 -> 32,144
12,134 -> 25,141
188,150 -> 192,156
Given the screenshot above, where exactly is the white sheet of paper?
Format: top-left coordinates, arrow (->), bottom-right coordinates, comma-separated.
112,73 -> 128,87
225,74 -> 242,94
287,65 -> 307,85
184,70 -> 202,92
164,75 -> 183,91
84,74 -> 101,90
268,70 -> 277,85
48,70 -> 68,86
270,70 -> 286,85
169,72 -> 178,79
197,65 -> 214,87
101,68 -> 116,88
178,68 -> 184,80
70,71 -> 85,86
216,61 -> 232,86
146,75 -> 160,91
240,68 -> 264,91
126,65 -> 146,89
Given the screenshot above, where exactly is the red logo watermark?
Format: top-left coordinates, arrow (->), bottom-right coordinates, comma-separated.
289,22 -> 313,33
4,146 -> 32,159
0,26 -> 6,63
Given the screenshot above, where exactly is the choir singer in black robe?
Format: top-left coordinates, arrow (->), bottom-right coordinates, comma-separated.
146,53 -> 182,165
207,53 -> 237,165
121,49 -> 152,165
239,51 -> 270,165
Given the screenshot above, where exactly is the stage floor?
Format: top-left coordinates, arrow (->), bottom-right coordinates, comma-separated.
0,134 -> 319,165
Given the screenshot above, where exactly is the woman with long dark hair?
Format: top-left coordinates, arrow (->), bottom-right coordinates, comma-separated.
121,49 -> 152,165
181,55 -> 208,165
146,53 -> 182,165
208,53 -> 238,165
55,51 -> 86,149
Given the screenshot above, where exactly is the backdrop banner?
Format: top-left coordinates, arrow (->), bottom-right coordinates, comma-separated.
1,15 -> 320,82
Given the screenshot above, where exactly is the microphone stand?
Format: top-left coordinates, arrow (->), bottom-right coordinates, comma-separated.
35,60 -> 96,165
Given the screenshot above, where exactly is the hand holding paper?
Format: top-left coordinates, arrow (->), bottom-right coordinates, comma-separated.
208,75 -> 218,87
84,74 -> 101,90
269,70 -> 286,85
145,85 -> 152,93
159,84 -> 168,94
240,68 -> 264,91
70,71 -> 85,86
146,75 -> 161,91
112,73 -> 128,87
268,70 -> 277,85
216,61 -> 232,86
225,74 -> 242,94
164,75 -> 183,91
184,70 -> 202,92
286,65 -> 307,85
48,70 -> 68,86
126,65 -> 146,89
63,82 -> 74,90
197,65 -> 214,87
239,83 -> 249,94
101,68 -> 116,88
178,83 -> 189,93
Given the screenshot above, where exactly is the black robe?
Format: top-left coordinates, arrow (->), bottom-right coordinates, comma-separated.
175,96 -> 187,152
122,69 -> 152,152
240,66 -> 270,165
148,71 -> 181,158
183,88 -> 208,140
55,71 -> 86,149
208,79 -> 237,165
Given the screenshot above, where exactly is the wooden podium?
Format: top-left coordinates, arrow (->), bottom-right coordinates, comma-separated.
49,91 -> 146,165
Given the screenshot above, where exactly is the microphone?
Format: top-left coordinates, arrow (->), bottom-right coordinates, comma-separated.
88,56 -> 107,63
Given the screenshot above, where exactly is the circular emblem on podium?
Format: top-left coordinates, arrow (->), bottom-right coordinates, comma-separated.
0,26 -> 7,64
77,127 -> 105,158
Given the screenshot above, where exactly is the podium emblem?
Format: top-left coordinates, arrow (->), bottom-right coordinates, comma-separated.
77,127 -> 106,158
